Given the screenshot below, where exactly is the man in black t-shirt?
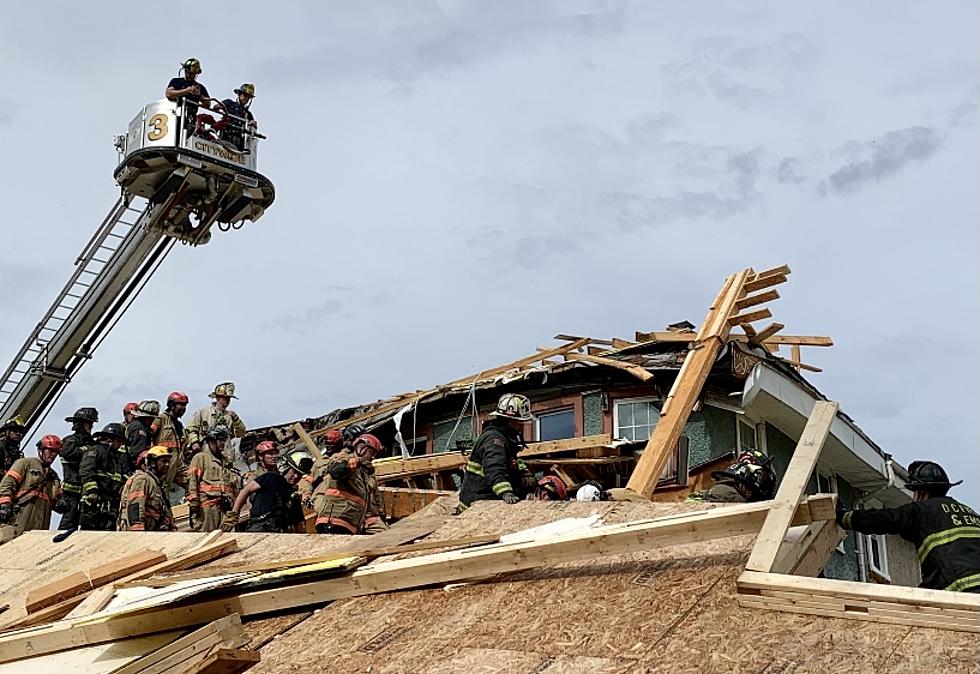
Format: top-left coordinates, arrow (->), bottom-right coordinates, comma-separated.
224,445 -> 312,532
165,58 -> 218,135
218,83 -> 258,151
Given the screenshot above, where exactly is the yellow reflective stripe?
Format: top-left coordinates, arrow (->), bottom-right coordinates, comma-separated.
492,481 -> 514,496
465,461 -> 484,477
917,526 -> 980,562
62,483 -> 82,493
945,572 -> 980,593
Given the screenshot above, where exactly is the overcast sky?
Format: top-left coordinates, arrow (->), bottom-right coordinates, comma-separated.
1,2 -> 977,501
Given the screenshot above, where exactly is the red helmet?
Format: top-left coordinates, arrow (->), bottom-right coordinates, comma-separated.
123,402 -> 138,414
537,475 -> 567,501
255,440 -> 278,455
324,429 -> 343,447
355,434 -> 382,452
167,391 -> 189,405
37,434 -> 62,452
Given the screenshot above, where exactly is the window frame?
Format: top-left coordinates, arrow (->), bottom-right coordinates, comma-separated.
534,407 -> 576,442
612,396 -> 662,443
736,416 -> 760,454
816,471 -> 846,553
865,532 -> 890,581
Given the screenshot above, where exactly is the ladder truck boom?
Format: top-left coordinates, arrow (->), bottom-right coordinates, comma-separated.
0,98 -> 275,435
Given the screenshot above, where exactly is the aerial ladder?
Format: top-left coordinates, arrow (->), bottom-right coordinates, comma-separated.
0,98 -> 275,437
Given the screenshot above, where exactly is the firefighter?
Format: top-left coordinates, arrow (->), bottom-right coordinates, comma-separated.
224,447 -> 312,533
250,440 -> 278,479
187,425 -> 241,532
456,393 -> 535,512
155,391 -> 189,502
0,416 -> 26,473
0,435 -> 65,536
122,402 -> 138,427
78,423 -> 128,531
313,433 -> 383,534
534,475 -> 568,501
342,424 -> 366,449
125,400 -> 159,476
118,446 -> 175,532
185,382 -> 246,464
298,430 -> 344,509
838,461 -> 980,593
58,407 -> 99,530
218,83 -> 258,151
692,449 -> 777,504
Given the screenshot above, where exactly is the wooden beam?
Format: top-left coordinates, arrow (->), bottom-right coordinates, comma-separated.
113,614 -> 248,674
292,423 -> 323,461
747,322 -> 784,345
185,648 -> 260,674
565,352 -> 653,382
742,273 -> 788,293
519,434 -> 613,458
25,549 -> 167,613
749,264 -> 792,280
631,331 -> 832,348
763,335 -> 833,347
727,308 -> 773,326
625,270 -> 752,498
783,519 -> 846,577
745,401 -> 838,573
737,570 -> 980,634
63,584 -> 115,619
0,594 -> 87,630
374,453 -> 466,480
0,497 -> 832,663
381,487 -> 454,518
734,289 -> 780,312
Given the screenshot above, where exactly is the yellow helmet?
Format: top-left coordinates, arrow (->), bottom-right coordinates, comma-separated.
209,382 -> 238,399
235,83 -> 255,98
0,415 -> 26,432
182,58 -> 202,74
146,446 -> 171,459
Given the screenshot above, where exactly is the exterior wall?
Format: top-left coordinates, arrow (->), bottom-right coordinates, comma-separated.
884,535 -> 922,587
686,406 -> 738,468
583,393 -> 603,436
432,416 -> 474,453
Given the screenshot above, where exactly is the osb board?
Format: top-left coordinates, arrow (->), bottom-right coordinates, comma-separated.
250,501 -> 979,674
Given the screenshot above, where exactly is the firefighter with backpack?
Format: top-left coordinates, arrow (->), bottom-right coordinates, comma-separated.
0,435 -> 66,536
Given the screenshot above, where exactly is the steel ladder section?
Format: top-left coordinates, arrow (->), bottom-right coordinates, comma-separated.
0,195 -> 167,428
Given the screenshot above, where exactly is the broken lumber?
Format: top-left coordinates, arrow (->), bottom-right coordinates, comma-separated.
772,519 -> 846,577
292,422 -> 323,461
381,487 -> 454,518
745,401 -> 838,573
374,452 -> 466,480
25,549 -> 167,613
737,571 -> 980,633
114,614 -> 249,674
185,648 -> 260,674
518,434 -> 613,458
0,496 -> 832,663
565,352 -> 653,382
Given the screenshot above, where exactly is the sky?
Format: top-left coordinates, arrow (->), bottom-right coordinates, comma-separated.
0,2 -> 977,501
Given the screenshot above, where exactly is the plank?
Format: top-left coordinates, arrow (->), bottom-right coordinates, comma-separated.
113,615 -> 247,674
374,453 -> 466,480
381,487 -> 454,519
749,264 -> 792,280
742,273 -> 788,293
184,649 -> 260,674
291,423 -> 323,461
64,584 -> 115,619
0,593 -> 87,629
770,517 -> 844,576
747,322 -> 784,345
625,270 -> 752,498
518,434 -> 613,458
26,549 -> 168,612
0,497 -> 832,664
734,290 -> 780,312
726,308 -> 773,326
565,352 -> 653,382
745,401 -> 838,573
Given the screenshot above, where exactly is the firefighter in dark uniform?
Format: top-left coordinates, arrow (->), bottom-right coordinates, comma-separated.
838,461 -> 980,593
78,423 -> 128,530
457,393 -> 536,512
0,416 -> 27,473
125,400 -> 159,476
58,407 -> 99,530
689,449 -> 777,504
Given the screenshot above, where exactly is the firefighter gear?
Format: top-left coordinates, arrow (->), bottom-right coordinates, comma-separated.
0,416 -> 26,473
313,448 -> 377,534
490,393 -> 534,422
78,424 -> 127,531
0,456 -> 62,536
457,418 -> 532,510
187,444 -> 241,532
707,449 -> 777,503
840,496 -> 980,592
155,408 -> 187,498
59,407 -> 98,530
185,403 -> 246,454
117,463 -> 174,532
125,417 -> 155,476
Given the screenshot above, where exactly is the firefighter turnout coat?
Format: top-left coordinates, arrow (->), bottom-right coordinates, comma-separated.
184,404 -> 246,447
458,420 -> 532,508
843,496 -> 980,592
313,449 -> 376,534
187,449 -> 241,531
117,469 -> 174,531
79,441 -> 126,529
0,457 -> 62,535
155,411 -> 187,491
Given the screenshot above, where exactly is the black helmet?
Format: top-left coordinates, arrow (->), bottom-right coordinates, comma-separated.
342,423 -> 366,444
905,461 -> 962,490
65,407 -> 99,424
94,423 -> 127,442
206,425 -> 230,441
282,448 -> 313,475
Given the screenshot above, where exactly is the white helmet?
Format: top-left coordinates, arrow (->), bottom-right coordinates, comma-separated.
576,483 -> 603,502
490,393 -> 533,422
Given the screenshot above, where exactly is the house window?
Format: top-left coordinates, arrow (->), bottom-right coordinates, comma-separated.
816,472 -> 846,553
614,398 -> 661,442
536,408 -> 575,441
866,534 -> 889,580
737,417 -> 759,453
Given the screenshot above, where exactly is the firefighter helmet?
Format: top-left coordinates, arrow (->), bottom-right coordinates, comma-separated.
65,407 -> 99,424
355,434 -> 383,452
37,434 -> 62,452
167,391 -> 189,405
123,402 -> 138,416
206,425 -> 230,441
282,449 -> 313,475
182,58 -> 202,74
711,449 -> 776,501
94,423 -> 127,442
905,461 -> 962,490
324,429 -> 344,447
0,416 -> 26,433
255,440 -> 278,455
234,83 -> 255,98
342,423 -> 366,444
134,400 -> 161,418
490,393 -> 533,422
209,382 -> 238,399
138,445 -> 171,469
575,480 -> 606,502
536,475 -> 568,501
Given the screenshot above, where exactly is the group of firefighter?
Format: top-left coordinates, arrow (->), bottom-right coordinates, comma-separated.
0,387 -> 976,593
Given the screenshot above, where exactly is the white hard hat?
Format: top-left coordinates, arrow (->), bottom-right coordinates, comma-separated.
576,483 -> 603,502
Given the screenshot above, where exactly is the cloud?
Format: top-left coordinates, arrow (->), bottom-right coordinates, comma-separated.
824,126 -> 945,195
0,100 -> 15,124
776,157 -> 806,184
